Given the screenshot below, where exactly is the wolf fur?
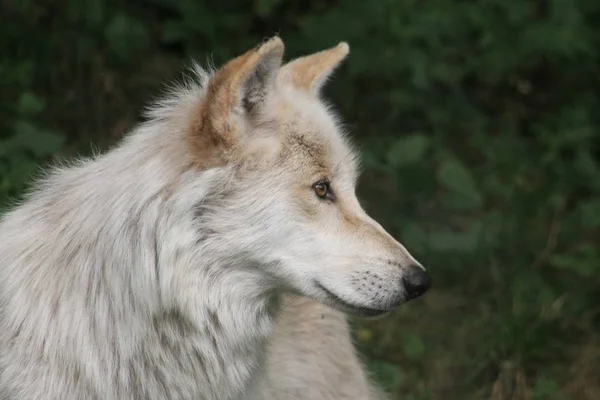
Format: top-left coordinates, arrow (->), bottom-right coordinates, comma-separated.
247,295 -> 386,400
0,37 -> 429,399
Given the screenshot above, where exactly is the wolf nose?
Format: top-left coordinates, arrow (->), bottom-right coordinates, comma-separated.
402,264 -> 431,300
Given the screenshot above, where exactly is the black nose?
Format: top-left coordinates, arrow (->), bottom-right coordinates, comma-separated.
402,264 -> 431,300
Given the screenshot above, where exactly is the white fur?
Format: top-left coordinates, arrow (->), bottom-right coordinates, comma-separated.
0,45 -> 424,399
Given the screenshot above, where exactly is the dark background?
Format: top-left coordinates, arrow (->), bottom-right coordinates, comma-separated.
1,1 -> 599,398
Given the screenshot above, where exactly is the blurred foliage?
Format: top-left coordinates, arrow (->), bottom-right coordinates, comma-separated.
1,0 -> 599,398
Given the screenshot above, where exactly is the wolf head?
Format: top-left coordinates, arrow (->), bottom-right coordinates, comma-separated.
172,37 -> 430,317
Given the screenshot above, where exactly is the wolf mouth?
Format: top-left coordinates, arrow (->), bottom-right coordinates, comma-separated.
314,282 -> 390,317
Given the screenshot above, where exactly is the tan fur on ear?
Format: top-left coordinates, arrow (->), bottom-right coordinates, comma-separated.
279,42 -> 349,93
188,37 -> 284,167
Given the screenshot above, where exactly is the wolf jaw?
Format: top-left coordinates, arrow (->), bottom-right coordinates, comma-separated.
0,37 -> 430,399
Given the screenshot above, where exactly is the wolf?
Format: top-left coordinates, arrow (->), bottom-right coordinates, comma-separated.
0,37 -> 431,399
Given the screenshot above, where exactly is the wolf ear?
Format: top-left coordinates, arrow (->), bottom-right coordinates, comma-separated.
279,42 -> 349,94
211,36 -> 284,115
193,37 -> 284,156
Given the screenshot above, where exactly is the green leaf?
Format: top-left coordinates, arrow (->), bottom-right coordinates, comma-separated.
428,220 -> 482,253
361,149 -> 387,172
402,333 -> 425,360
437,157 -> 482,205
0,140 -> 10,157
84,0 -> 105,26
105,14 -> 150,62
550,246 -> 598,278
17,92 -> 46,117
367,361 -> 404,393
579,199 -> 600,229
254,0 -> 283,17
401,222 -> 428,253
12,121 -> 65,157
6,155 -> 38,190
531,375 -> 561,399
386,134 -> 429,167
161,21 -> 188,44
443,190 -> 484,211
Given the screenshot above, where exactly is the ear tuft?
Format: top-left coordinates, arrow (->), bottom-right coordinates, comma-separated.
255,36 -> 285,59
242,37 -> 285,112
279,41 -> 350,94
187,37 -> 285,165
334,42 -> 350,58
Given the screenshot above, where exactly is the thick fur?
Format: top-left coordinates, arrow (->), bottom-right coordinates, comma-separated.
248,296 -> 385,400
0,38 -> 426,399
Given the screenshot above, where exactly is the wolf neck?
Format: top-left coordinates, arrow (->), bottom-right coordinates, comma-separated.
149,260 -> 280,399
0,127 -> 280,398
130,148 -> 281,399
103,130 -> 282,397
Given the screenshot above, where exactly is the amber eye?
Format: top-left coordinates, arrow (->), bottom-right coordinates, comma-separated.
313,181 -> 334,200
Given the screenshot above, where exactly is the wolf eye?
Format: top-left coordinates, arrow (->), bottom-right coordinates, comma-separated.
313,181 -> 334,201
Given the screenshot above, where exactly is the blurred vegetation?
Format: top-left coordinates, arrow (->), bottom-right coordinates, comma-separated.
1,0 -> 599,398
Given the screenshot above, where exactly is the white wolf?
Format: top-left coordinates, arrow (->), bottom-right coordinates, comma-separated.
0,37 -> 430,399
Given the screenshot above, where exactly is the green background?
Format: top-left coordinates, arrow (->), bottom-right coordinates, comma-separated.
1,1 -> 599,398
